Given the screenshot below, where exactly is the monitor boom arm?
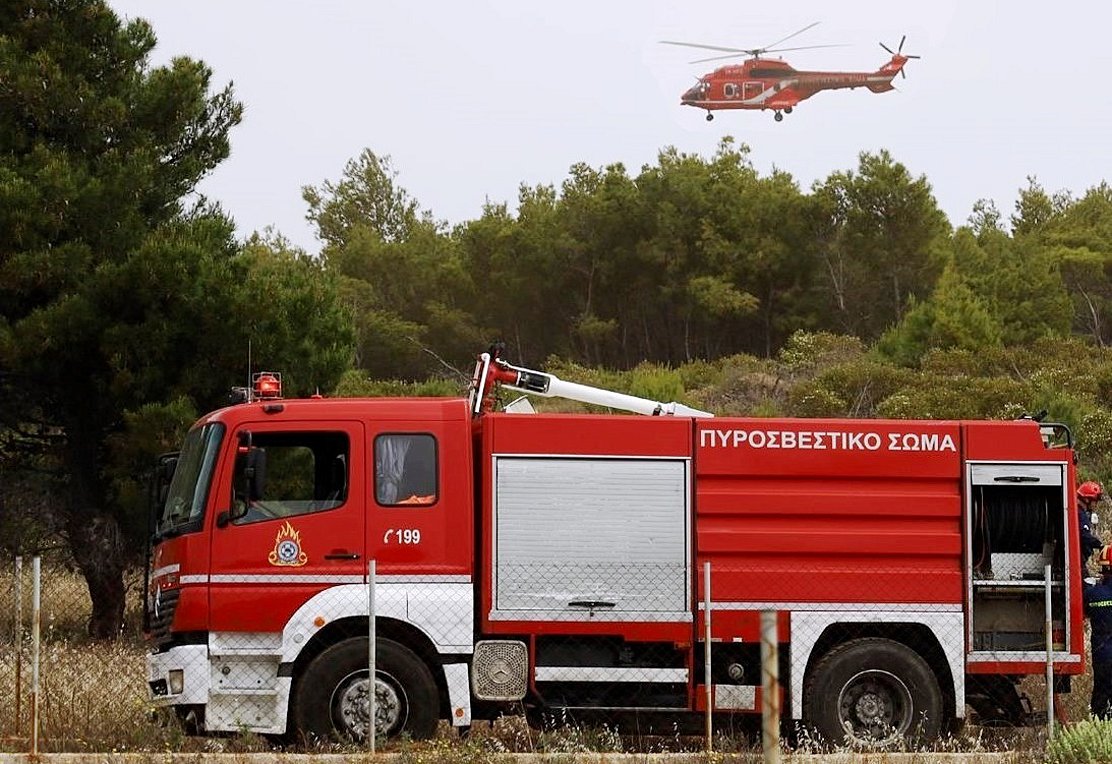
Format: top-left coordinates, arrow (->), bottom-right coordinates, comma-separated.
469,350 -> 713,418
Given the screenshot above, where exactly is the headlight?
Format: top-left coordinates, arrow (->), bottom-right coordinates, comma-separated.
168,669 -> 184,695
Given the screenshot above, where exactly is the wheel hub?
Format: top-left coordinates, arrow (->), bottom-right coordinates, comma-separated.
853,687 -> 892,725
334,672 -> 405,740
837,670 -> 912,745
374,677 -> 403,734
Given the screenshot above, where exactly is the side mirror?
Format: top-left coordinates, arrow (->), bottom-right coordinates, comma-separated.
157,455 -> 178,505
149,452 -> 179,535
219,434 -> 267,528
237,447 -> 268,502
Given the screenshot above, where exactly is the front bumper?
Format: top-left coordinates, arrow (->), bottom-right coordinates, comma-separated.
147,644 -> 210,706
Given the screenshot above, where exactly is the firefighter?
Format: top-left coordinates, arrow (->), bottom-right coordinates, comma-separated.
1085,545 -> 1112,719
1078,481 -> 1105,575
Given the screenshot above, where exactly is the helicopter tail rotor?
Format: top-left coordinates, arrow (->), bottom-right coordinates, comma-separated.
879,35 -> 920,78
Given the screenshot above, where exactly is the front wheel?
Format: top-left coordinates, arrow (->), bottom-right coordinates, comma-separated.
292,637 -> 439,743
803,637 -> 943,749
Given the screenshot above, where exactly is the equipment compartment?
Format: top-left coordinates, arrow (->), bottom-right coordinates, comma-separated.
967,465 -> 1069,658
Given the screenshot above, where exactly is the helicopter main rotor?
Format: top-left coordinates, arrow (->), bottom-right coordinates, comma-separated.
660,21 -> 844,64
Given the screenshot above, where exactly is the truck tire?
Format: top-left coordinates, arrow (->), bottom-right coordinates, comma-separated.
292,637 -> 439,743
802,637 -> 943,748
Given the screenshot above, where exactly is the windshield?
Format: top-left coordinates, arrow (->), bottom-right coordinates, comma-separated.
158,423 -> 224,536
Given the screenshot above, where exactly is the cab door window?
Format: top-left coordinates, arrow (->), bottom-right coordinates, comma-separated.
233,431 -> 349,524
375,433 -> 438,506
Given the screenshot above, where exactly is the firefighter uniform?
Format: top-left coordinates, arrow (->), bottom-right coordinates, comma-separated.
1084,568 -> 1112,719
1078,481 -> 1104,575
1081,507 -> 1103,571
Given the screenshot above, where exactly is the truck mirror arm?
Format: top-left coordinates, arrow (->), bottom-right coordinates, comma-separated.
216,504 -> 248,528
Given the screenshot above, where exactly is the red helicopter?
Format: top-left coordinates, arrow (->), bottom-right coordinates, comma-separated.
661,23 -> 919,122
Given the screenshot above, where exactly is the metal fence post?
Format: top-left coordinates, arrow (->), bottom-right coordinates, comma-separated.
368,558 -> 376,754
30,556 -> 40,756
761,609 -> 780,764
14,556 -> 22,738
704,561 -> 712,752
1045,562 -> 1054,739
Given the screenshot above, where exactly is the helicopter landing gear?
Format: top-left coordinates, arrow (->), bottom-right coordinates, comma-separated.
784,106 -> 793,114
774,111 -> 783,122
705,112 -> 714,121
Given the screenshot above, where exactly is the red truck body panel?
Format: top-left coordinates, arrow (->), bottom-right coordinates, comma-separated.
696,418 -> 964,612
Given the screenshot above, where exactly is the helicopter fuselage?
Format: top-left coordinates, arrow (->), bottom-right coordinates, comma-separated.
681,55 -> 909,116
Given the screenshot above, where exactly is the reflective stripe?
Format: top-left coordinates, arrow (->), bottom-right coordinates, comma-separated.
535,667 -> 687,683
151,564 -> 180,579
715,684 -> 757,710
490,609 -> 692,623
377,574 -> 472,583
703,601 -> 962,612
212,574 -> 365,584
179,573 -> 472,585
968,652 -> 1081,663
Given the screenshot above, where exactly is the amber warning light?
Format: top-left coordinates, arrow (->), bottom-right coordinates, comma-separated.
253,371 -> 282,400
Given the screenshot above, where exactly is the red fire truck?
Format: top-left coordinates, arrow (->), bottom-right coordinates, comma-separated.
146,349 -> 1087,746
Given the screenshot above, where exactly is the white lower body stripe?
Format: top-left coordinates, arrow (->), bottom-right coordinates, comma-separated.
702,601 -> 962,612
177,573 -> 473,586
535,667 -> 687,683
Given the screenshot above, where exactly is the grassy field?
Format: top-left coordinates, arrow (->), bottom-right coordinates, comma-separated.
0,561 -> 1089,757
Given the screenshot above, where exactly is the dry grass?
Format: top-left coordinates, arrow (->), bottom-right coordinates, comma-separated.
0,562 -> 163,752
0,638 -> 155,751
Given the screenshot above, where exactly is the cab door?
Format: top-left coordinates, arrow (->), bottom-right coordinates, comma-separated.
366,417 -> 472,576
365,416 -> 473,640
208,420 -> 366,633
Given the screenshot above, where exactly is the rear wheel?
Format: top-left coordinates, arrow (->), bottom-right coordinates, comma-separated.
803,637 -> 943,748
293,637 -> 439,743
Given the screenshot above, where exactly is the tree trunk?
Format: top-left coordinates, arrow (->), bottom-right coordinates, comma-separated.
764,283 -> 775,359
1079,288 -> 1105,347
65,431 -> 128,639
71,520 -> 128,638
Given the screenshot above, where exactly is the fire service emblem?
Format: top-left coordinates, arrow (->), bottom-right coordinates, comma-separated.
268,521 -> 308,567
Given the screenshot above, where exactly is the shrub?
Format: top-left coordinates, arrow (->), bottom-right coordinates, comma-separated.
778,331 -> 865,375
334,372 -> 462,398
786,384 -> 846,418
1046,717 -> 1112,764
627,362 -> 685,405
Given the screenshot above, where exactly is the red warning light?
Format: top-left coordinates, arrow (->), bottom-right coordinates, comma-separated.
253,372 -> 282,400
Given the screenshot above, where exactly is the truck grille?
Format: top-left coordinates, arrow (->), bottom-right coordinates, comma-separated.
148,587 -> 181,647
472,640 -> 528,700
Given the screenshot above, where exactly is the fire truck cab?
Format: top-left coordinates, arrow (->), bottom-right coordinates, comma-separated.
146,354 -> 1085,746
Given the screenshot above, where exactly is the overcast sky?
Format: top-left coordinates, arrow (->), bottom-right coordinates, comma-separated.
107,0 -> 1111,254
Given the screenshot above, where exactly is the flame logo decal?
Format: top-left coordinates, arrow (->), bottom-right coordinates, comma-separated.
268,521 -> 308,567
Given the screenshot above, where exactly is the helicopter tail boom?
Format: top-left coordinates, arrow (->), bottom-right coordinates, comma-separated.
867,72 -> 898,92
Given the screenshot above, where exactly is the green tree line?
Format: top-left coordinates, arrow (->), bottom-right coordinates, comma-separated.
5,0 -> 1112,637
